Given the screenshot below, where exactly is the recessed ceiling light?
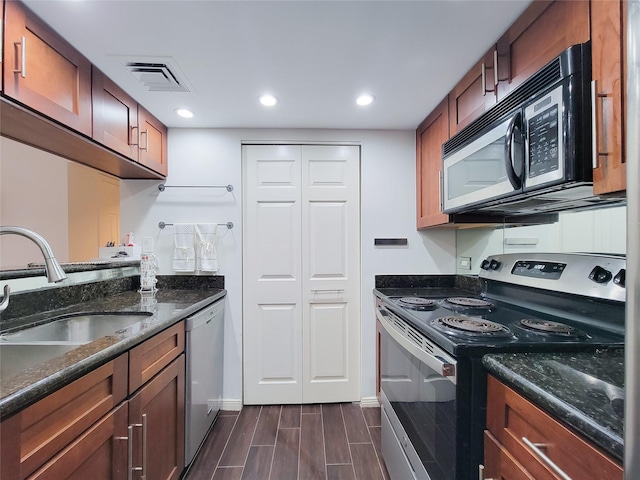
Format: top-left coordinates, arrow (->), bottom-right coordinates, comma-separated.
259,94 -> 278,107
356,94 -> 375,106
175,108 -> 194,118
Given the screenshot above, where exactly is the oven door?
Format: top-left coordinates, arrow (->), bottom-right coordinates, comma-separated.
442,112 -> 524,213
377,306 -> 458,480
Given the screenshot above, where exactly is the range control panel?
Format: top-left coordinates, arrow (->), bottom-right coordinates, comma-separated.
478,253 -> 626,303
511,260 -> 566,280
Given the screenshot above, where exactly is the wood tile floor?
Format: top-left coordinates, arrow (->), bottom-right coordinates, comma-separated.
184,404 -> 390,480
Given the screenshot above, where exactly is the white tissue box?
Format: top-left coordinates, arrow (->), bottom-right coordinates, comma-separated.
98,246 -> 141,261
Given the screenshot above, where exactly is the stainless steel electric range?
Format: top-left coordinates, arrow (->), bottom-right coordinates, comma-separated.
374,253 -> 626,480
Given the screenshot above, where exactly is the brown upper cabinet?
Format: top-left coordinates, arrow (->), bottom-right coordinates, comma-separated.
2,0 -> 168,179
591,0 -> 626,196
92,68 -> 169,178
449,1 -> 590,136
496,0 -> 590,99
449,47 -> 498,136
137,105 -> 169,177
417,97 -> 450,229
92,68 -> 139,161
3,0 -> 92,136
418,0 -> 627,228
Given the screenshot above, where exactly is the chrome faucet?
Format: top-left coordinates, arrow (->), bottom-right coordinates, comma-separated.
0,226 -> 67,312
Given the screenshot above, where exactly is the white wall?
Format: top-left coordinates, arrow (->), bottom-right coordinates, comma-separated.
456,206 -> 627,274
0,137 -> 69,268
121,128 -> 457,405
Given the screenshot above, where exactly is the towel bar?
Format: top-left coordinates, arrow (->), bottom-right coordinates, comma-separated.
158,184 -> 233,192
158,221 -> 234,229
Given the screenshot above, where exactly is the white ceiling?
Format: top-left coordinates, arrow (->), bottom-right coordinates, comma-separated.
22,0 -> 532,130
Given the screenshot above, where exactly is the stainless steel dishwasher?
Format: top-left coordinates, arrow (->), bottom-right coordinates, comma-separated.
185,298 -> 225,466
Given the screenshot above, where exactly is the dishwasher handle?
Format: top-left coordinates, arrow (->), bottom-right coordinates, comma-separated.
185,299 -> 225,331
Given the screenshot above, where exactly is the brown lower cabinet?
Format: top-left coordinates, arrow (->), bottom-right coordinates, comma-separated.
483,375 -> 622,480
0,321 -> 185,480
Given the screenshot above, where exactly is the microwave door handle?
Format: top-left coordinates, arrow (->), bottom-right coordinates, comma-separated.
504,111 -> 523,189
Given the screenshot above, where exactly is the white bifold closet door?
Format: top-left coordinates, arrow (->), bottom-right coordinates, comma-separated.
243,144 -> 360,404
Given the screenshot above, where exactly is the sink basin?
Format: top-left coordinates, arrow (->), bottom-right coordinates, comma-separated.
0,312 -> 152,345
0,343 -> 80,379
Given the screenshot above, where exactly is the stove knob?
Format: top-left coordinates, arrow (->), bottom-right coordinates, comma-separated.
480,259 -> 491,270
613,269 -> 626,287
489,259 -> 501,270
588,265 -> 613,284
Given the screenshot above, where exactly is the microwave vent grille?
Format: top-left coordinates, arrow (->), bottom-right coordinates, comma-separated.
444,58 -> 563,156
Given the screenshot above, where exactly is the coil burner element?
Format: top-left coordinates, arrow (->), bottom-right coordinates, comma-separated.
518,319 -> 588,339
432,316 -> 512,337
444,297 -> 493,309
396,297 -> 438,310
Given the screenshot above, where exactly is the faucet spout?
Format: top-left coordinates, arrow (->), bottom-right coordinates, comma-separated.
0,226 -> 67,282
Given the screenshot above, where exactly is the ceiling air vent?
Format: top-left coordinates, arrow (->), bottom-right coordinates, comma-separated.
124,61 -> 189,93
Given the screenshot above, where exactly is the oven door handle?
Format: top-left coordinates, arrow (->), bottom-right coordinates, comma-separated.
376,307 -> 457,384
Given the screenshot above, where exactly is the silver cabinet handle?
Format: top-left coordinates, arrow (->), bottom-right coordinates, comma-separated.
493,50 -> 499,88
141,414 -> 148,480
310,289 -> 344,293
591,79 -> 609,169
522,436 -> 572,480
478,464 -> 495,480
127,425 -> 134,480
130,125 -> 139,146
481,62 -> 487,97
14,36 -> 26,78
114,432 -> 130,480
130,414 -> 148,480
140,129 -> 149,152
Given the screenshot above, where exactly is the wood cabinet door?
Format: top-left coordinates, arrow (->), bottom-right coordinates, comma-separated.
92,68 -> 139,161
416,97 -> 450,229
0,354 -> 128,479
449,47 -> 498,136
129,355 -> 185,480
129,321 -> 184,394
496,0 -> 589,100
3,0 -> 92,136
137,105 -> 168,177
27,403 -> 128,480
483,431 -> 535,480
592,0 -> 626,196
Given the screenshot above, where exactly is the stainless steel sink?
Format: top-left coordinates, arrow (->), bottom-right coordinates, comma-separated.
0,312 -> 152,380
0,312 -> 152,345
0,343 -> 80,379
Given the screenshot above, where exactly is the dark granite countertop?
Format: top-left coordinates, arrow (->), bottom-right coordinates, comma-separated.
374,273 -> 482,299
483,349 -> 624,461
0,287 -> 226,419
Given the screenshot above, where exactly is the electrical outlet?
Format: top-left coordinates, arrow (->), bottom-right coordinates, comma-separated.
458,256 -> 472,270
142,236 -> 154,253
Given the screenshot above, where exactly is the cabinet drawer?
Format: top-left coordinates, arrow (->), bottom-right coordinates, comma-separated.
483,430 -> 534,480
129,321 -> 184,393
28,402 -> 128,480
0,354 -> 128,480
486,376 -> 622,480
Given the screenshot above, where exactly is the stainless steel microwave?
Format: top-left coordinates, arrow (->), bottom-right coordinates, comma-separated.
442,43 -> 621,216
